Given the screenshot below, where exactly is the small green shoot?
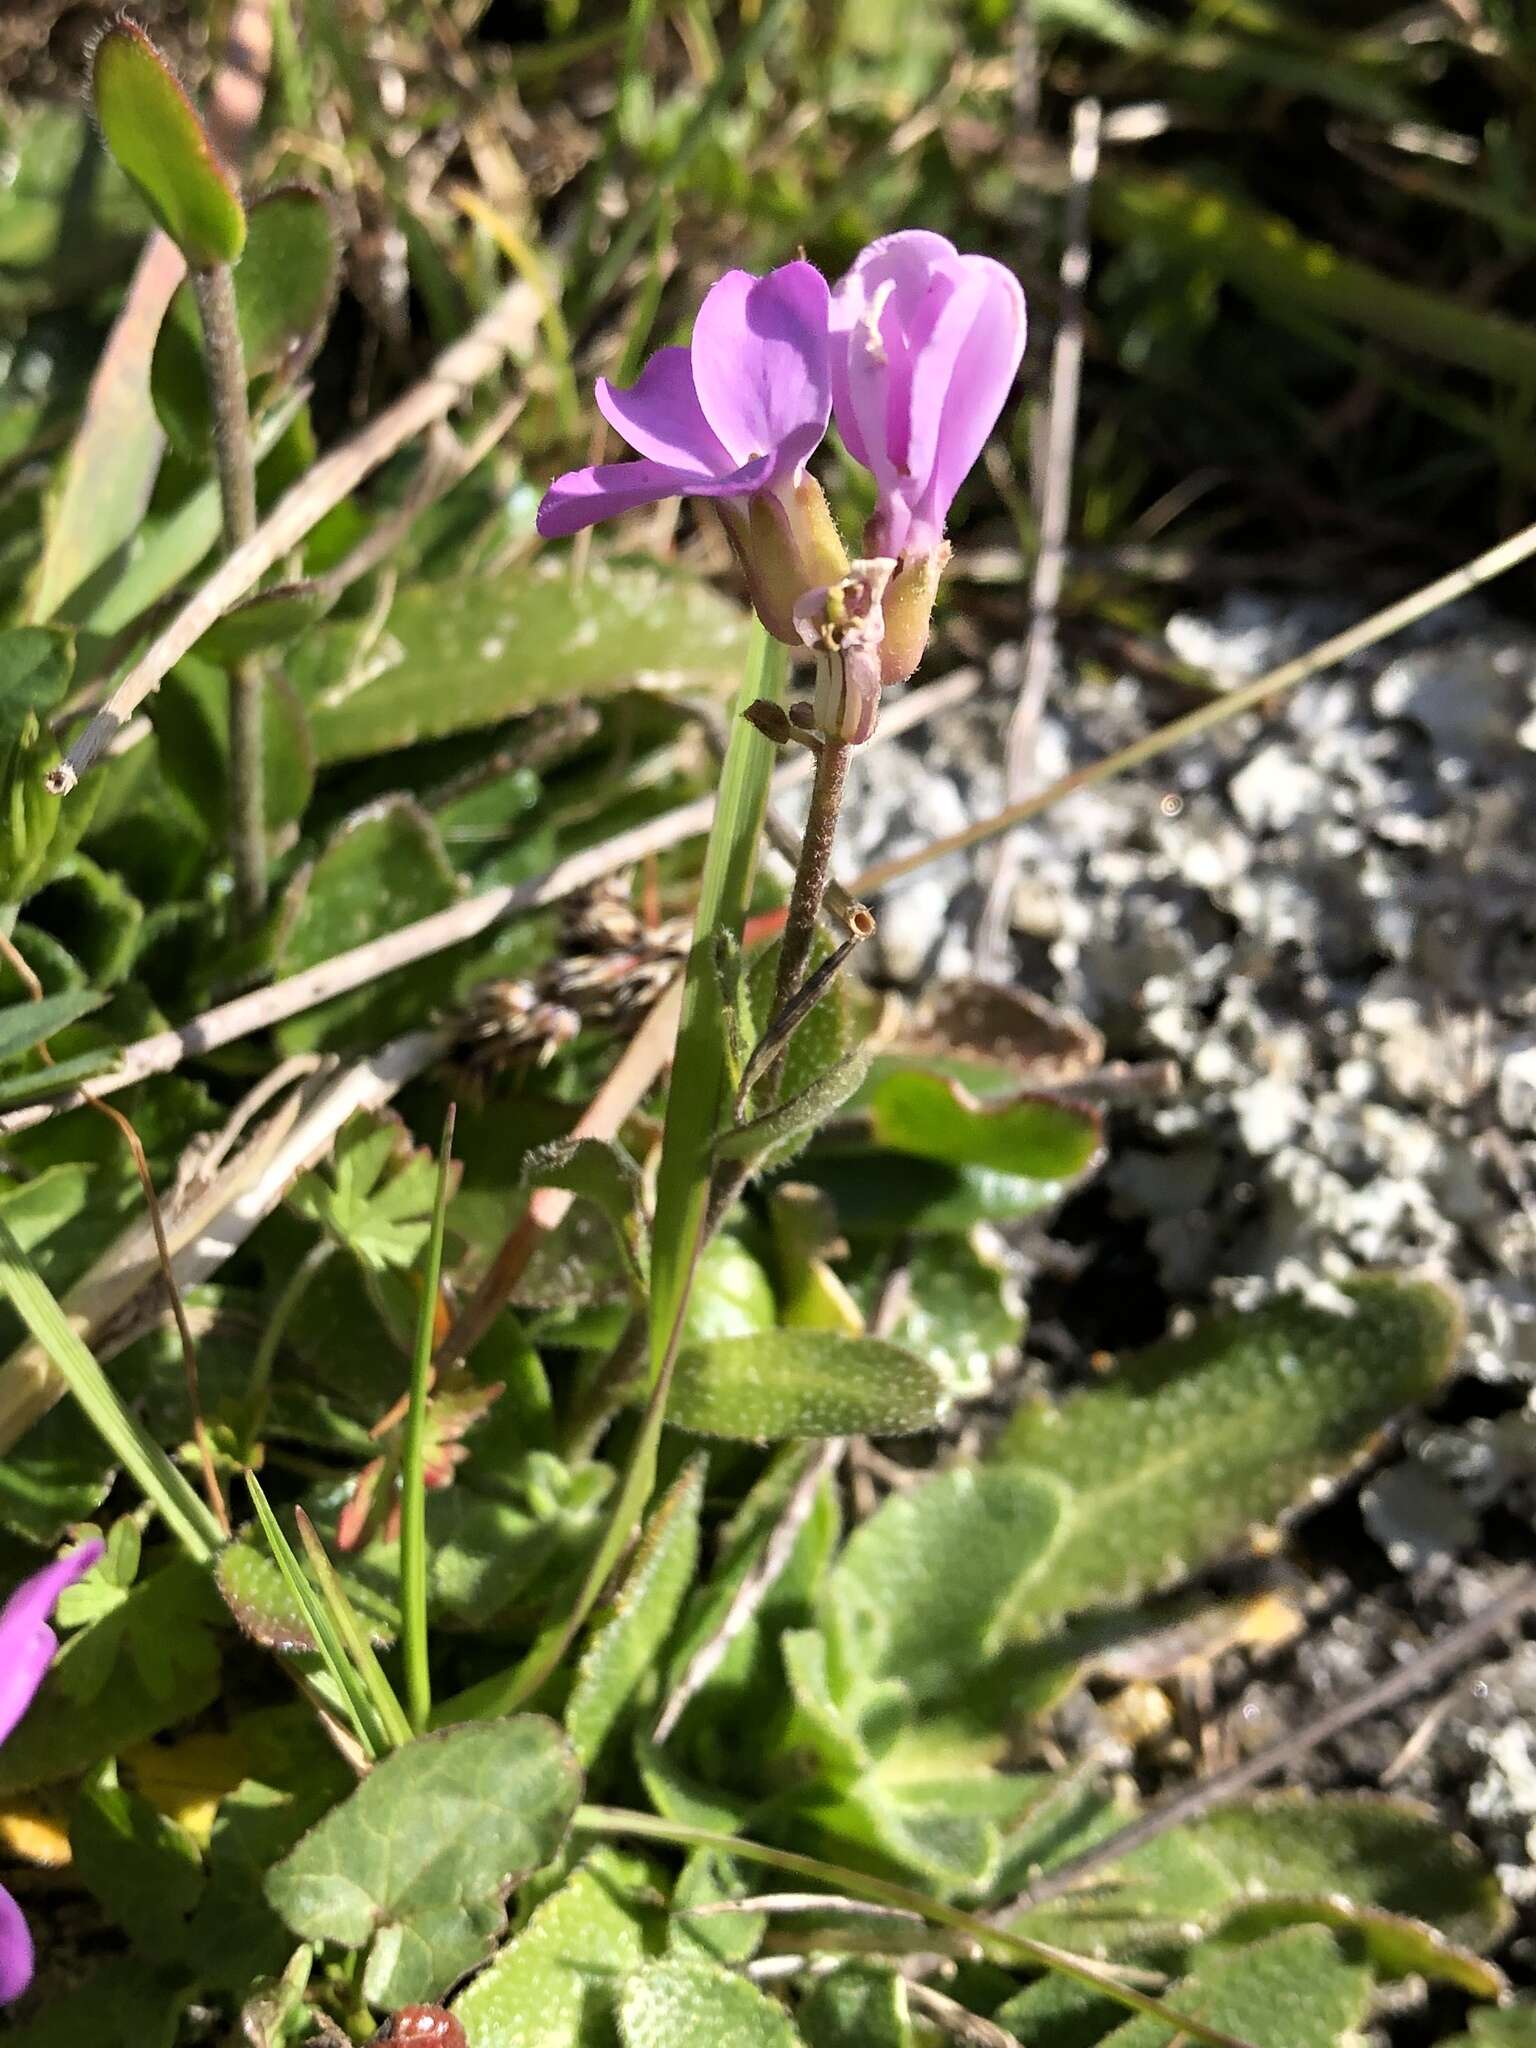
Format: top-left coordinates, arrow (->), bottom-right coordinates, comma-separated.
400,1105 -> 456,1733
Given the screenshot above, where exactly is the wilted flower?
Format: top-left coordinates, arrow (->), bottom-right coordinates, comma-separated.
0,1539 -> 104,2004
830,230 -> 1026,682
537,261 -> 847,642
794,559 -> 893,746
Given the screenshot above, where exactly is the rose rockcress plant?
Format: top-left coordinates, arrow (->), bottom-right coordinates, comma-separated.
538,234 -> 1026,1041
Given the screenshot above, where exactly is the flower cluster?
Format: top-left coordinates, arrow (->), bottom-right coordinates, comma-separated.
0,1539 -> 103,2005
538,231 -> 1025,743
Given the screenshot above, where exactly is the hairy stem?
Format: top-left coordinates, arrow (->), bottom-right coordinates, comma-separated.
764,721 -> 850,1090
191,263 -> 266,926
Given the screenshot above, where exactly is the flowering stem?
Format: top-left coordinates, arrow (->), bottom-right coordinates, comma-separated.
190,262 -> 266,928
763,715 -> 850,1091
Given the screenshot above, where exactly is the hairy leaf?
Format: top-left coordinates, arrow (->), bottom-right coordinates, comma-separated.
996,1276 -> 1462,1630
91,22 -> 246,267
452,1857 -> 655,2048
1094,1925 -> 1369,2048
567,1456 -> 705,1765
290,563 -> 752,762
266,1717 -> 583,2006
798,1963 -> 912,2048
617,1956 -> 803,2048
669,1331 -> 949,1440
826,1466 -> 1063,1703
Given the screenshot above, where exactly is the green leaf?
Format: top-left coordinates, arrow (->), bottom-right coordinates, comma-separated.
0,628 -> 73,745
861,1069 -> 1103,1180
71,1761 -> 205,1960
522,1137 -> 649,1292
151,186 -> 338,456
274,802 -> 461,1051
0,1558 -> 223,1793
1441,2009 -> 1536,2048
852,1233 -> 1024,1399
289,1110 -> 454,1271
195,581 -> 337,665
290,563 -> 753,762
1013,1791 -> 1509,1991
1093,1926 -> 1369,2048
995,1276 -> 1463,1631
265,1716 -> 583,2006
0,989 -> 105,1063
995,1971 -> 1124,2048
825,1467 -> 1063,1705
798,1963 -> 912,2048
0,1047 -> 119,1111
650,626 -> 782,1375
716,1047 -> 873,1169
91,21 -> 246,268
154,655 -> 315,839
215,1536 -> 318,1651
680,1232 -> 777,1344
668,1331 -> 949,1441
801,1152 -> 1093,1239
452,1858 -> 655,2048
1096,166 -> 1536,390
567,1457 -> 705,1767
617,1956 -> 804,2048
0,1213 -> 223,1562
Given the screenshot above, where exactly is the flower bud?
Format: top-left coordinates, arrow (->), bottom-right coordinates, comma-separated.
724,474 -> 850,645
877,543 -> 947,686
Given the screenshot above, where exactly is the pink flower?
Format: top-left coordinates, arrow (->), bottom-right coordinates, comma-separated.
0,1539 -> 104,2005
537,261 -> 847,641
830,230 -> 1026,563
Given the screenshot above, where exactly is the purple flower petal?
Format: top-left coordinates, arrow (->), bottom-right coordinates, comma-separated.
536,451 -> 777,539
0,1539 -> 104,1748
0,1882 -> 34,2006
830,230 -> 959,474
831,232 -> 1025,558
689,262 -> 831,481
906,255 -> 1025,549
594,347 -> 733,476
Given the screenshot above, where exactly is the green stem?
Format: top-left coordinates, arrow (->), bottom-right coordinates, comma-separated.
401,1108 -> 455,1734
190,263 -> 266,927
242,1238 -> 334,1457
572,1806 -> 1258,2048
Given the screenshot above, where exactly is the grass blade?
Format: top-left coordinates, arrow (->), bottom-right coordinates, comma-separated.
0,1214 -> 222,1561
294,1508 -> 414,1750
438,623 -> 784,1726
400,1106 -> 456,1733
246,1472 -> 387,1760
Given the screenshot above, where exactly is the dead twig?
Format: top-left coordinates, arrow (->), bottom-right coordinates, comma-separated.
977,96 -> 1100,974
993,1569 -> 1536,1921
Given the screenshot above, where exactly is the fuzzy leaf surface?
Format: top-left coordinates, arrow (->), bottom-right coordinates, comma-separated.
265,1717 -> 582,2006
668,1331 -> 948,1441
996,1276 -> 1461,1629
